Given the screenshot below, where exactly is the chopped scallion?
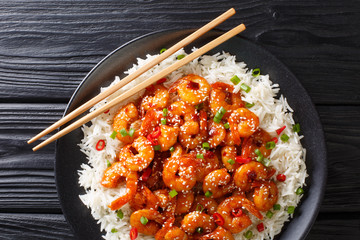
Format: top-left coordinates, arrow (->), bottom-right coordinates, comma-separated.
153,145 -> 161,151
205,191 -> 213,198
266,141 -> 276,149
111,228 -> 118,233
195,102 -> 204,110
196,204 -> 204,212
202,142 -> 210,150
160,48 -> 167,54
224,122 -> 230,129
252,68 -> 261,77
245,102 -> 255,108
169,189 -> 178,198
213,107 -> 226,123
240,83 -> 251,93
110,130 -> 118,139
280,134 -> 289,142
262,158 -> 271,167
287,206 -> 295,214
196,227 -> 203,234
116,209 -> 124,219
161,118 -> 167,125
119,128 -> 128,137
293,123 -> 301,133
140,216 -> 148,225
177,54 -> 185,60
273,204 -> 281,210
230,75 -> 241,85
196,153 -> 204,159
227,159 -> 235,165
106,160 -> 111,168
128,128 -> 135,137
169,146 -> 175,152
266,211 -> 274,219
244,230 -> 253,239
162,108 -> 168,117
296,187 -> 304,195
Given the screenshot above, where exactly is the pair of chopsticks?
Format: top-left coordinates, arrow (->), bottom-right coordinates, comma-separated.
28,8 -> 246,151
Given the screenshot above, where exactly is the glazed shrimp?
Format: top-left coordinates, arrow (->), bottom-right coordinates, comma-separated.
171,74 -> 211,106
175,191 -> 195,215
181,211 -> 216,237
155,217 -> 188,240
228,108 -> 259,139
203,169 -> 234,198
221,146 -> 240,172
193,150 -> 220,182
139,108 -> 162,137
140,85 -> 169,115
252,181 -> 279,212
170,143 -> 185,158
199,226 -> 234,240
233,161 -> 269,192
168,101 -> 197,125
129,184 -> 159,211
216,196 -> 263,233
100,161 -> 128,188
108,171 -> 138,210
113,103 -> 139,144
241,129 -> 273,159
158,125 -> 180,151
120,136 -> 154,172
163,155 -> 199,191
207,120 -> 226,148
190,195 -> 218,215
223,129 -> 240,146
130,209 -> 166,235
179,110 -> 207,149
209,82 -> 244,120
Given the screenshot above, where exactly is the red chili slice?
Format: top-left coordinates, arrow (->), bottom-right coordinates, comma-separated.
257,223 -> 265,232
147,134 -> 159,146
145,85 -> 155,92
235,156 -> 251,164
231,208 -> 243,217
276,174 -> 286,182
272,137 -> 278,143
141,168 -> 152,182
212,213 -> 224,226
276,126 -> 286,135
156,78 -> 167,84
95,140 -> 105,151
104,109 -> 110,114
130,227 -> 138,240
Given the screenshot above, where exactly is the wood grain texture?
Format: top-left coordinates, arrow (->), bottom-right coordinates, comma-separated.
0,0 -> 359,103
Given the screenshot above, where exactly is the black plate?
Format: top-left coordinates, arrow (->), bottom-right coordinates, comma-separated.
56,29 -> 327,240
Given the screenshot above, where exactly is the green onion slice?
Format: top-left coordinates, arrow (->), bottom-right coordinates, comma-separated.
106,159 -> 111,168
262,158 -> 271,167
195,204 -> 204,212
202,142 -> 210,150
244,230 -> 253,239
196,153 -> 204,159
110,130 -> 117,139
119,128 -> 128,137
240,83 -> 251,93
169,189 -> 178,198
224,122 -> 230,129
293,123 -> 301,133
273,204 -> 281,210
230,75 -> 241,85
169,146 -> 175,152
296,187 -> 304,195
196,227 -> 203,234
266,211 -> 274,219
227,159 -> 235,165
252,68 -> 261,77
266,141 -> 276,149
160,48 -> 167,54
213,107 -> 226,123
280,134 -> 289,142
205,191 -> 213,198
153,145 -> 161,151
128,128 -> 135,137
111,228 -> 118,233
245,102 -> 255,108
287,206 -> 295,214
140,216 -> 148,225
177,54 -> 185,60
162,108 -> 168,117
116,209 -> 124,219
195,103 -> 204,110
161,118 -> 167,125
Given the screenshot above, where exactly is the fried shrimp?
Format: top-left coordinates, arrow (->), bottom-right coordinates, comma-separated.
241,129 -> 273,159
155,217 -> 188,240
199,226 -> 235,240
203,168 -> 234,198
209,82 -> 244,120
181,211 -> 216,236
233,161 -> 269,192
207,120 -> 226,148
130,209 -> 166,235
140,85 -> 169,115
162,155 -> 199,191
129,184 -> 159,211
168,101 -> 197,125
108,171 -> 138,210
216,196 -> 263,233
221,146 -> 241,172
158,125 -> 180,151
228,108 -> 259,139
113,103 -> 139,144
153,189 -> 176,218
190,195 -> 218,215
100,161 -> 128,188
172,74 -> 211,106
179,110 -> 207,149
120,136 -> 154,172
252,181 -> 279,212
175,191 -> 195,215
192,150 -> 220,182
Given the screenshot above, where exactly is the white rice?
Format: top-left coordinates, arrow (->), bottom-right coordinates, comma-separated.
78,49 -> 307,240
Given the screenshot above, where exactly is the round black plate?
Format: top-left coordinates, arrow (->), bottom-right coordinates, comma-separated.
56,29 -> 327,240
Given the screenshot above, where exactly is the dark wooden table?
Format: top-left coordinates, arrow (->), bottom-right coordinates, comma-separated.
1,1 -> 359,239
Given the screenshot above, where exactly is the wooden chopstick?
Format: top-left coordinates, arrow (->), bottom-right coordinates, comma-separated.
27,8 -> 236,145
32,23 -> 246,151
